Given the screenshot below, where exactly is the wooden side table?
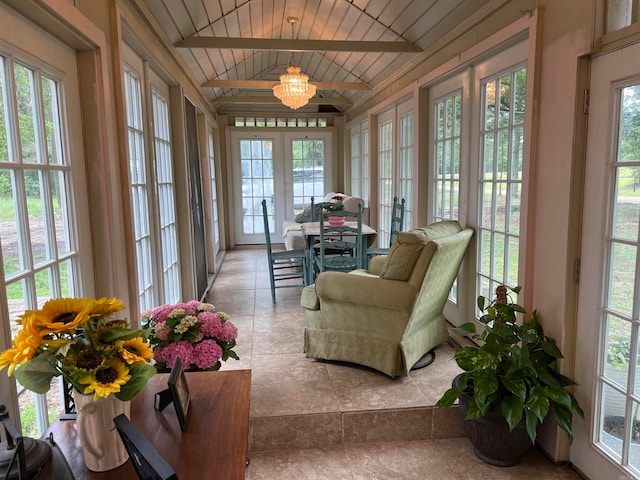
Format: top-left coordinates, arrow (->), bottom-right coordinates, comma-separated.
45,369 -> 251,480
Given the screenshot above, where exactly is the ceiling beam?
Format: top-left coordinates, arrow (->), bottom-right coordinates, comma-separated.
175,37 -> 421,53
202,80 -> 372,90
212,96 -> 353,106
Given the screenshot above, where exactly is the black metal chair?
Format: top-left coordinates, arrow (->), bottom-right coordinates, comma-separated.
366,196 -> 405,263
313,204 -> 363,276
261,199 -> 308,303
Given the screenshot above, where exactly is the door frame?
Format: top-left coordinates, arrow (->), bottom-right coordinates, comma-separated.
572,41 -> 640,480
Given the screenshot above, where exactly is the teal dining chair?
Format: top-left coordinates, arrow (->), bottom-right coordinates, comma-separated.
366,196 -> 405,263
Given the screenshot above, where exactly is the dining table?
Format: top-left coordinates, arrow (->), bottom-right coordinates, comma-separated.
301,221 -> 377,284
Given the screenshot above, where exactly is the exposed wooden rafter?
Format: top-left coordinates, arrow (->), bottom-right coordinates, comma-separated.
202,80 -> 372,90
212,96 -> 353,106
175,37 -> 421,53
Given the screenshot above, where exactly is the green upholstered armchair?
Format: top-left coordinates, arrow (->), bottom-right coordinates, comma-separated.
300,220 -> 474,377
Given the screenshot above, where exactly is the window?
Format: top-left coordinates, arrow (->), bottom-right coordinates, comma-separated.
377,100 -> 414,247
152,89 -> 180,304
427,40 -> 528,325
291,139 -> 325,215
123,66 -> 154,310
0,51 -> 84,436
433,90 -> 462,222
208,132 -> 220,256
349,122 -> 369,205
476,66 -> 526,298
123,44 -> 181,311
606,0 -> 640,33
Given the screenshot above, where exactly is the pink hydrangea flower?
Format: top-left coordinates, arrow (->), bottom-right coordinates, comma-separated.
193,340 -> 222,369
154,340 -> 194,369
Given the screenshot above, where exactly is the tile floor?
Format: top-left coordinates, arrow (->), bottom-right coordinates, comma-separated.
206,248 -> 584,480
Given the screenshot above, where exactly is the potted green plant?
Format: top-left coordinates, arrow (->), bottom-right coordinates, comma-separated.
436,285 -> 584,466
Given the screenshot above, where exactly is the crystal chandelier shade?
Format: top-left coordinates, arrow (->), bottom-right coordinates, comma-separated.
272,66 -> 317,110
272,17 -> 317,110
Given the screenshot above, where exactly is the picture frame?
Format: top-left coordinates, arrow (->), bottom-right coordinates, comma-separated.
167,357 -> 190,431
113,414 -> 177,480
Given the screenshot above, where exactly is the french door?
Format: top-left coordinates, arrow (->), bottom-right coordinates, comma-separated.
572,41 -> 640,479
230,131 -> 332,245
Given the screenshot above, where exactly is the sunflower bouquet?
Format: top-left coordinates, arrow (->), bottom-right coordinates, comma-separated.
0,297 -> 156,401
142,300 -> 239,372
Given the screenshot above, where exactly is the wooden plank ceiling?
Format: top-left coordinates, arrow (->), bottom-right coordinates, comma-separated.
140,0 -> 492,113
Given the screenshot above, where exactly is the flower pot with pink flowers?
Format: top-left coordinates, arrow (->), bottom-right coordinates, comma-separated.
142,300 -> 239,372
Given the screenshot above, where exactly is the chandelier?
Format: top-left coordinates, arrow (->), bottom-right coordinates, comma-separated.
272,18 -> 317,110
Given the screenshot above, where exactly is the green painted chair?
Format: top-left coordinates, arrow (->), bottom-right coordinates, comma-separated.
366,196 -> 405,264
261,199 -> 308,303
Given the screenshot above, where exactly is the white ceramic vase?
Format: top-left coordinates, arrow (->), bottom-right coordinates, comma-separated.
73,391 -> 131,472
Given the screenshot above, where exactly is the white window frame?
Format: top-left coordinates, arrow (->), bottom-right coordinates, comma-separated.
123,43 -> 181,310
0,11 -> 90,436
377,99 -> 415,247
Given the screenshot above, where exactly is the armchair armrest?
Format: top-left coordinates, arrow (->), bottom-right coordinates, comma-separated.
314,271 -> 417,313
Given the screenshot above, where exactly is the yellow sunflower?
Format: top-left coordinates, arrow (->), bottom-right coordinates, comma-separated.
118,337 -> 154,364
93,297 -> 126,315
30,297 -> 96,334
83,359 -> 131,400
0,315 -> 43,376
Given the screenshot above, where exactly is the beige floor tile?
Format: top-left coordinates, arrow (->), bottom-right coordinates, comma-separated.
208,248 -> 584,479
326,362 -> 428,411
343,440 -> 457,480
246,446 -> 354,480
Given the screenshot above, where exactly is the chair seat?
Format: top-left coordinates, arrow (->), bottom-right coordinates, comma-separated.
315,255 -> 358,272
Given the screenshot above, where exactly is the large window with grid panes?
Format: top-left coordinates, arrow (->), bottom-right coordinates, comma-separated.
427,40 -> 529,327
0,13 -> 91,437
122,43 -> 181,312
377,100 -> 415,248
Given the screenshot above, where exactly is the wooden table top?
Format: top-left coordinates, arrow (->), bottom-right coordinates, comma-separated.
45,369 -> 251,480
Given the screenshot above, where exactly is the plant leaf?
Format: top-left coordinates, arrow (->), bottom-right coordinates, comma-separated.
14,353 -> 59,394
115,363 -> 156,401
546,385 -> 572,409
502,377 -> 527,403
100,328 -> 146,343
542,338 -> 564,359
525,409 -> 538,444
435,388 -> 461,408
552,404 -> 575,442
501,395 -> 524,431
453,323 -> 477,335
527,386 -> 550,422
